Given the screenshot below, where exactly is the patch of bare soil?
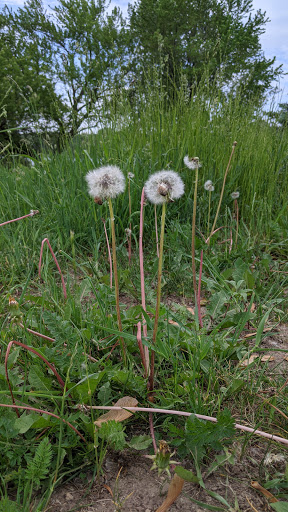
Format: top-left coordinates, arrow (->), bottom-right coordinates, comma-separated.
47,442 -> 286,512
260,324 -> 288,373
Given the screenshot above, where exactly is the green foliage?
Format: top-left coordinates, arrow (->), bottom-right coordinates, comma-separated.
169,410 -> 236,462
97,421 -> 126,451
128,0 -> 282,100
25,437 -> 52,489
0,498 -> 21,512
0,0 -> 127,147
271,504 -> 288,512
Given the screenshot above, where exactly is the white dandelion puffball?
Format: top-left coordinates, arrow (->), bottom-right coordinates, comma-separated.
144,170 -> 185,205
184,155 -> 202,170
85,165 -> 125,200
128,172 -> 135,180
231,191 -> 240,200
204,180 -> 214,192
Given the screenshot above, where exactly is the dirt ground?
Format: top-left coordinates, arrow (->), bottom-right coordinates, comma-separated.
47,324 -> 288,512
47,443 -> 287,511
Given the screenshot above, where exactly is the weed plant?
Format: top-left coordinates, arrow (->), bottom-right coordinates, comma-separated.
0,75 -> 288,510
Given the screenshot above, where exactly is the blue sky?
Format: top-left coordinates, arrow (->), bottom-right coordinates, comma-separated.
4,0 -> 288,102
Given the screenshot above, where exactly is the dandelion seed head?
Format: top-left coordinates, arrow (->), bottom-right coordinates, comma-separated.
231,191 -> 240,200
85,165 -> 125,200
144,170 -> 184,205
204,180 -> 214,192
125,228 -> 132,237
184,155 -> 202,170
128,172 -> 135,180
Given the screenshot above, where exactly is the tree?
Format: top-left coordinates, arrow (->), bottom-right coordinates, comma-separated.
0,0 -> 127,149
0,11 -> 59,151
127,0 -> 282,101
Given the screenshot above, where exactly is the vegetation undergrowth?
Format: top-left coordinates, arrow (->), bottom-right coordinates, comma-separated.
1,81 -> 288,511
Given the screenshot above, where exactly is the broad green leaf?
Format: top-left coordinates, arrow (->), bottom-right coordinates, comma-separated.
28,366 -> 52,392
97,382 -> 112,404
270,503 -> 288,512
15,413 -> 38,434
175,466 -> 199,483
128,435 -> 153,450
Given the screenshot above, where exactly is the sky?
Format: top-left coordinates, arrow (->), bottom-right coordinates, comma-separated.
3,0 -> 288,103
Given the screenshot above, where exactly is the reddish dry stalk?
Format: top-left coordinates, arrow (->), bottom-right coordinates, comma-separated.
87,406 -> 288,446
0,210 -> 39,227
149,410 -> 157,454
205,226 -> 225,244
139,188 -> 149,374
19,323 -> 97,362
229,227 -> 233,253
19,323 -> 55,342
102,219 -> 113,289
5,341 -> 66,416
38,238 -> 67,299
0,403 -> 87,443
128,178 -> 132,265
137,322 -> 147,377
197,250 -> 203,328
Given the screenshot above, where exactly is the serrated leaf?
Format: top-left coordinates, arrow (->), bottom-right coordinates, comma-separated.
128,435 -> 153,450
25,437 -> 52,487
0,497 -> 21,512
97,420 -> 126,451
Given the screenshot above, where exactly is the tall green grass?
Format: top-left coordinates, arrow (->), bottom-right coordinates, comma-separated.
0,75 -> 287,276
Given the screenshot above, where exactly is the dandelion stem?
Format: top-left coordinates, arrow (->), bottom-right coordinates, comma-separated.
191,166 -> 199,303
0,210 -> 39,227
197,250 -> 203,328
154,204 -> 159,258
107,198 -> 126,364
149,201 -> 166,395
207,191 -> 211,238
208,141 -> 237,245
139,188 -> 149,375
128,177 -> 132,265
235,198 -> 239,247
102,219 -> 113,289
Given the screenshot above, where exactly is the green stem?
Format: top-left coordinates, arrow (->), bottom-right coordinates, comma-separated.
207,191 -> 211,239
149,201 -> 166,394
108,198 -> 126,364
191,166 -> 199,302
208,141 -> 237,245
128,178 -> 132,264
